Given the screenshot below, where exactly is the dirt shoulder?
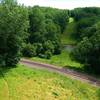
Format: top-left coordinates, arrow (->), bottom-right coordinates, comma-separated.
20,58 -> 100,87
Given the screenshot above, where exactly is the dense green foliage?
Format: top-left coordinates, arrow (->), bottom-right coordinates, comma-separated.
71,7 -> 100,73
71,7 -> 100,21
24,6 -> 69,58
0,0 -> 29,66
71,7 -> 100,39
72,23 -> 100,73
0,0 -> 100,74
22,43 -> 36,57
0,0 -> 69,66
0,1 -> 100,99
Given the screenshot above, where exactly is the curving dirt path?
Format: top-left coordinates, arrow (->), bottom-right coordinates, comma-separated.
20,59 -> 100,87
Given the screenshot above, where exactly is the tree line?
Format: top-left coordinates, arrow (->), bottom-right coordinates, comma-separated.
0,0 -> 100,73
71,7 -> 100,73
0,0 -> 69,66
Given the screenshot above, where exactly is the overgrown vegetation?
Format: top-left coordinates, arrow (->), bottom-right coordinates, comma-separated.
0,0 -> 100,74
25,6 -> 69,59
31,50 -> 81,68
0,0 -> 29,66
0,0 -> 69,67
71,7 -> 100,73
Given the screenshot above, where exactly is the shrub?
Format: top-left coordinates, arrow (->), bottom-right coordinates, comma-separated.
38,53 -> 46,58
0,55 -> 5,66
52,41 -> 61,55
45,50 -> 52,59
72,32 -> 100,73
43,40 -> 54,53
5,54 -> 20,66
22,44 -> 36,57
35,43 -> 44,55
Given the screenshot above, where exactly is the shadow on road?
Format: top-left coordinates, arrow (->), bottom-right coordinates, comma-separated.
63,65 -> 100,78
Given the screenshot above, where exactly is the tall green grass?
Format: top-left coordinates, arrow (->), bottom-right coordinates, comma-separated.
31,50 -> 81,68
0,65 -> 99,100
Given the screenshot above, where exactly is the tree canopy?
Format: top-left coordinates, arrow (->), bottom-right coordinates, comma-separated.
0,1 -> 69,66
0,0 -> 29,66
71,7 -> 100,73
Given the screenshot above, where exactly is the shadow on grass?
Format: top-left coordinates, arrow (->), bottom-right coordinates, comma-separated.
0,66 -> 17,78
63,65 -> 100,78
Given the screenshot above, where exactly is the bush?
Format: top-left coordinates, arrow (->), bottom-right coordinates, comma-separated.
22,44 -> 36,57
35,43 -> 44,55
75,17 -> 96,39
38,54 -> 46,58
45,50 -> 52,59
72,32 -> 100,73
53,41 -> 61,55
43,40 -> 54,53
5,54 -> 20,66
0,55 -> 5,66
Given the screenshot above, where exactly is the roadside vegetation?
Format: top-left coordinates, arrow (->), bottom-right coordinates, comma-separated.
31,50 -> 81,68
71,7 -> 100,73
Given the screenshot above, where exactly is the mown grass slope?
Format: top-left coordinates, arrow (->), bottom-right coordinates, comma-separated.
0,65 -> 99,100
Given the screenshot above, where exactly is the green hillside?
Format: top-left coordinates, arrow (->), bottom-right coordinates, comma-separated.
0,65 -> 99,100
61,18 -> 77,45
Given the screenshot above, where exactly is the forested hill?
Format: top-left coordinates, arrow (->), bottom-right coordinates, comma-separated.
0,1 -> 70,66
25,6 -> 69,59
71,7 -> 100,73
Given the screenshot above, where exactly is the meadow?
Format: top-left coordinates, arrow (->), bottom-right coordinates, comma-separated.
0,65 -> 99,100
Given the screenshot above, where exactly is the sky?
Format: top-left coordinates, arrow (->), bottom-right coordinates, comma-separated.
17,0 -> 100,9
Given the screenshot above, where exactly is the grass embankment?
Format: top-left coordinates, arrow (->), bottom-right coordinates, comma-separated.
31,50 -> 81,68
0,65 -> 99,100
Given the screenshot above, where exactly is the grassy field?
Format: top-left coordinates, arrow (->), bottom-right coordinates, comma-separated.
31,50 -> 81,68
0,65 -> 99,100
